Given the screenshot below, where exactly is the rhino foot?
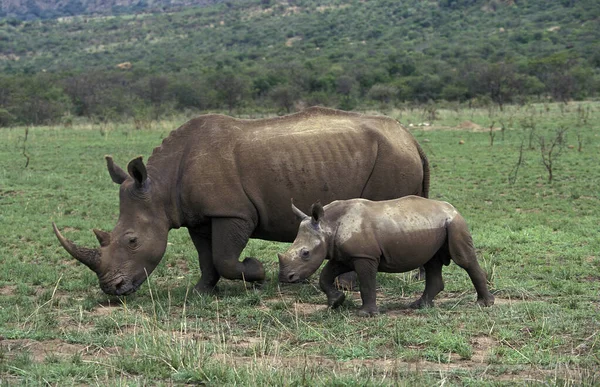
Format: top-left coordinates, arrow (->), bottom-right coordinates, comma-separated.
409,298 -> 434,309
194,283 -> 219,295
357,306 -> 380,317
477,295 -> 495,307
327,292 -> 346,309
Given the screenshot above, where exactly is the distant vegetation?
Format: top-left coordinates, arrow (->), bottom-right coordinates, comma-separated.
0,0 -> 599,125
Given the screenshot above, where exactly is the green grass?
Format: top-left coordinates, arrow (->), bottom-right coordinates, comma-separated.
1,102 -> 599,385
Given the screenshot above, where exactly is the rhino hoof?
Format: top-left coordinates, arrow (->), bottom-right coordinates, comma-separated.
194,284 -> 219,295
409,298 -> 433,309
477,295 -> 495,307
357,307 -> 380,317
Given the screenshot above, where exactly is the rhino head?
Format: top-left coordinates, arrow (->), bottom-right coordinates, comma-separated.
278,201 -> 329,283
53,156 -> 169,296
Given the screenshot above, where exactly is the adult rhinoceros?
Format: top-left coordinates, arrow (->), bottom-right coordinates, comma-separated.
53,107 -> 429,296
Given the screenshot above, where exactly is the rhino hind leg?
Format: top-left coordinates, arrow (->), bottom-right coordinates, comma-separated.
410,256 -> 445,309
447,217 -> 495,307
335,271 -> 358,291
211,218 -> 266,284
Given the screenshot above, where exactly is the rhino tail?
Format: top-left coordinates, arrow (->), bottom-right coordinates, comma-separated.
416,142 -> 430,198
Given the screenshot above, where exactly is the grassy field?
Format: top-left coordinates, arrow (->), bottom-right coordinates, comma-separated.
1,103 -> 599,385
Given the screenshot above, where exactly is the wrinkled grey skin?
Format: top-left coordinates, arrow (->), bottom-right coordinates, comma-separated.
53,107 -> 429,296
278,196 -> 495,316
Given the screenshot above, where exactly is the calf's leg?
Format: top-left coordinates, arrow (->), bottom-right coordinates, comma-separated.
447,216 -> 495,307
319,260 -> 352,308
353,258 -> 380,317
410,256 -> 444,309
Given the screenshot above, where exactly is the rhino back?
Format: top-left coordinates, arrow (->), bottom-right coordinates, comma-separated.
237,113 -> 424,241
330,197 -> 454,272
146,108 -> 424,241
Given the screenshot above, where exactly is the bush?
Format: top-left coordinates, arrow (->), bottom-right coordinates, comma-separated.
0,108 -> 14,127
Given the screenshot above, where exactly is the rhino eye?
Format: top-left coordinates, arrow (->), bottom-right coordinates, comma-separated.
128,236 -> 138,245
300,248 -> 310,260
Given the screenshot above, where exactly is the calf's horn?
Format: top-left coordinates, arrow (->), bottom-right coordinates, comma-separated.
291,199 -> 309,220
52,222 -> 101,273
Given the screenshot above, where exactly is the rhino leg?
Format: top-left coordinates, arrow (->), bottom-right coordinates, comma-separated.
447,217 -> 495,307
319,260 -> 352,309
410,257 -> 444,309
353,258 -> 380,317
335,271 -> 358,291
211,218 -> 265,283
189,227 -> 220,294
412,266 -> 426,281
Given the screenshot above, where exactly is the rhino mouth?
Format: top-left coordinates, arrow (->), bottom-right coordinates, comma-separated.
99,275 -> 146,296
278,271 -> 310,284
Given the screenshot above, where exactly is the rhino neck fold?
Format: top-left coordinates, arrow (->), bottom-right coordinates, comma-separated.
322,222 -> 338,261
145,163 -> 184,230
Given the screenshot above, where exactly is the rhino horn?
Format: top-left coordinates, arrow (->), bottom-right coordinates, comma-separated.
93,228 -> 111,247
105,155 -> 128,185
291,199 -> 309,220
52,222 -> 101,273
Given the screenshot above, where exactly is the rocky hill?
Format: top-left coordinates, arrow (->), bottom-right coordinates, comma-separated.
0,0 -> 223,19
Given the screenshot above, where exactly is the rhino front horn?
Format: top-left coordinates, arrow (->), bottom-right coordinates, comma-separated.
52,222 -> 101,273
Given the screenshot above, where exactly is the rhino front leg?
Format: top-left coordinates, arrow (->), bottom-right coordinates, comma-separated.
319,260 -> 352,309
353,258 -> 380,317
189,227 -> 220,294
211,217 -> 265,283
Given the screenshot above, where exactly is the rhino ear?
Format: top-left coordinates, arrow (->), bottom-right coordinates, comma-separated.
310,202 -> 324,224
127,156 -> 147,188
105,155 -> 128,185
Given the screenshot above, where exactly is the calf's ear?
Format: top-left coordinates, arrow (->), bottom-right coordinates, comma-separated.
310,202 -> 324,224
105,156 -> 128,185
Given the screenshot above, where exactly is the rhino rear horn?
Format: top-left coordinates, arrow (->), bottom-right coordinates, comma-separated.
291,199 -> 309,220
93,228 -> 111,247
52,222 -> 101,273
105,155 -> 128,185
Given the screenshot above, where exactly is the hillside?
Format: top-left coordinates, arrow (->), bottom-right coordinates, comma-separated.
0,0 -> 223,20
0,0 -> 599,125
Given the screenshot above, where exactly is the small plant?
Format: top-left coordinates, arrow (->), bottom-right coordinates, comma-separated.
508,139 -> 525,185
20,126 -> 30,167
489,120 -> 496,146
538,126 -> 568,183
519,115 -> 537,150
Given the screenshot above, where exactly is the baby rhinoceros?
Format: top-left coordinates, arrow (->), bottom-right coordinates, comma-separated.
278,196 -> 495,316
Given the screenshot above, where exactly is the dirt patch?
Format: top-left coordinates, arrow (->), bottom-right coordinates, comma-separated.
0,189 -> 25,198
0,285 -> 17,296
0,338 -> 116,363
412,121 -> 503,132
457,120 -> 483,130
211,349 -> 576,382
285,36 -> 302,47
470,335 -> 494,363
291,302 -> 327,315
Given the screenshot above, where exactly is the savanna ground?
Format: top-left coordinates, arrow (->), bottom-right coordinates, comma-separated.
1,102 -> 599,385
